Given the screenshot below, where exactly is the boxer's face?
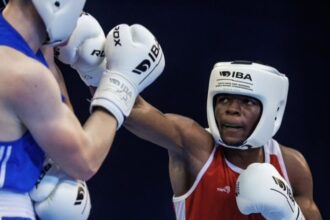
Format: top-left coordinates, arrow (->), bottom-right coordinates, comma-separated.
214,94 -> 261,146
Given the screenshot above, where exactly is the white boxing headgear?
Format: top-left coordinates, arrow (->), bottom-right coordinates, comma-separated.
31,0 -> 86,45
207,61 -> 289,150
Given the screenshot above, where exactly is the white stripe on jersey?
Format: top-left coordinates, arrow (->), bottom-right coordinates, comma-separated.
0,145 -> 12,188
0,190 -> 35,219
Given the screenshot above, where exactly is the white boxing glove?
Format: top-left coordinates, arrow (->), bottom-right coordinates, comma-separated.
236,163 -> 305,220
91,24 -> 165,128
30,159 -> 91,220
29,159 -> 61,202
56,12 -> 106,87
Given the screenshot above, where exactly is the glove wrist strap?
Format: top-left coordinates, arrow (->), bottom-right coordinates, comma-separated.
90,70 -> 138,129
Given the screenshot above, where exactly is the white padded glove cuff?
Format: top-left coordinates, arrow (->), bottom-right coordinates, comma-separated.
90,70 -> 138,128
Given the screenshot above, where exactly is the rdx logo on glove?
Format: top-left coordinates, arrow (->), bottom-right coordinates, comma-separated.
34,162 -> 52,188
112,26 -> 122,46
132,42 -> 161,75
91,49 -> 105,57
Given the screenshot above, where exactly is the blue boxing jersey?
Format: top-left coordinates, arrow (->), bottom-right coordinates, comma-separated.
0,11 -> 46,192
0,133 -> 44,192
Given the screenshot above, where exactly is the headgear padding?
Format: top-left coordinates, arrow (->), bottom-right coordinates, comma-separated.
32,0 -> 86,45
206,61 -> 289,150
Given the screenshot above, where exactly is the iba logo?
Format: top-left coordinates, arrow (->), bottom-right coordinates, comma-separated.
219,71 -> 252,81
132,42 -> 161,74
272,176 -> 295,204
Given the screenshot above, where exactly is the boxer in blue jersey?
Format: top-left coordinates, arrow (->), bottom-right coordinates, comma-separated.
0,0 -> 165,219
0,0 -> 118,219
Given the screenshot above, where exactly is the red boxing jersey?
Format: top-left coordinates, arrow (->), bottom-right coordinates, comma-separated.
173,139 -> 290,220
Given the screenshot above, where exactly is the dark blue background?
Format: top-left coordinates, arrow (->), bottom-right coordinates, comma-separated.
5,0 -> 329,219
77,0 -> 329,219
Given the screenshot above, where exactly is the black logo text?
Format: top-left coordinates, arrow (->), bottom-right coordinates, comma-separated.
219,71 -> 252,81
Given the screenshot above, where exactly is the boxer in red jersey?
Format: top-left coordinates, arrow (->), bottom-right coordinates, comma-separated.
125,61 -> 322,220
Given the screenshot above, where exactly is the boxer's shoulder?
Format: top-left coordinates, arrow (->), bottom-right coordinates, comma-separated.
0,46 -> 48,77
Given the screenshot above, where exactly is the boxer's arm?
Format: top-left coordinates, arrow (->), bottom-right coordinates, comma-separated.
11,22 -> 166,181
10,58 -> 117,181
282,146 -> 323,220
125,96 -> 213,154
